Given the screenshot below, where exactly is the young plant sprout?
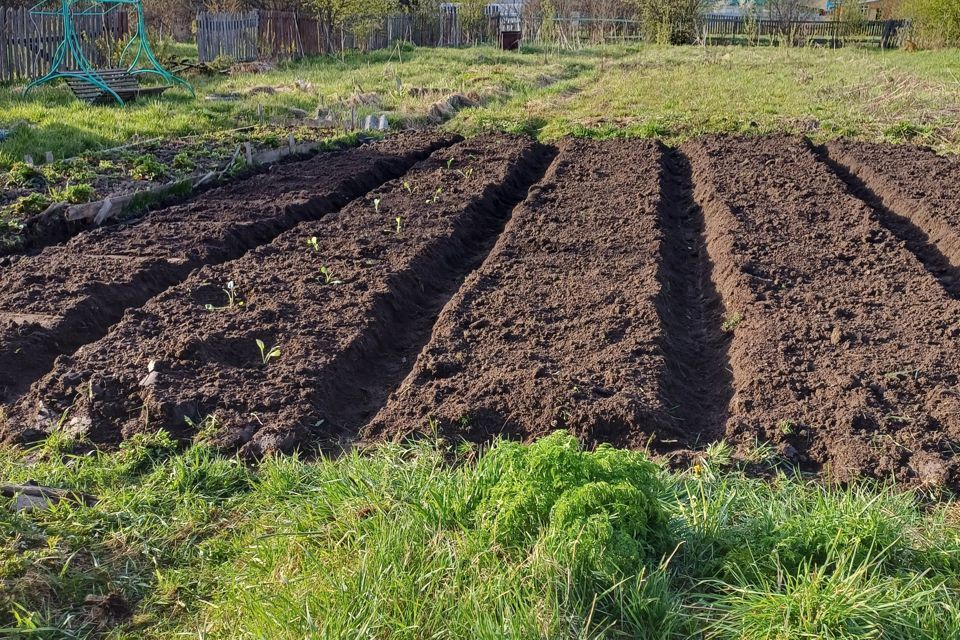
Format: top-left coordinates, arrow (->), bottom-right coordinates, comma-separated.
373,198 -> 381,214
256,339 -> 281,365
446,157 -> 455,169
318,265 -> 342,285
307,236 -> 320,252
403,181 -> 412,194
427,187 -> 442,204
205,280 -> 244,311
456,168 -> 474,179
395,216 -> 403,233
223,280 -> 242,307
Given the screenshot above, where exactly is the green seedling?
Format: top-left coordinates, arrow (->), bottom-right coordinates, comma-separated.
307,236 -> 320,252
256,339 -> 281,366
319,265 -> 342,285
777,419 -> 795,436
427,187 -> 442,204
456,168 -> 474,179
373,198 -> 381,214
446,157 -> 455,169
403,181 -> 412,194
722,312 -> 742,332
205,280 -> 244,311
395,216 -> 402,233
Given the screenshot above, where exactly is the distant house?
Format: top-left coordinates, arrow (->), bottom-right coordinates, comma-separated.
707,0 -> 828,19
859,0 -> 898,19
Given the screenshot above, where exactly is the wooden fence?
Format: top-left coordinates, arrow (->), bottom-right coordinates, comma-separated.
702,16 -> 908,47
197,8 -> 501,61
196,10 -> 258,63
0,6 -> 128,82
195,9 -> 910,62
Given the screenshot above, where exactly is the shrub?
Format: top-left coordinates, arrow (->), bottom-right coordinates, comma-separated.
898,0 -> 960,47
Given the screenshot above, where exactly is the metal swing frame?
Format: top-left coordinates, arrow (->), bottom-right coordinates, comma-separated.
22,0 -> 194,106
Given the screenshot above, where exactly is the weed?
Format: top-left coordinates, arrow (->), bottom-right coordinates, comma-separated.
50,183 -> 95,204
705,440 -> 734,467
5,162 -> 44,188
172,152 -> 196,172
744,438 -> 777,465
184,414 -> 221,443
722,312 -> 743,332
6,193 -> 50,218
883,121 -> 931,143
256,339 -> 281,365
778,419 -> 795,436
130,154 -> 168,181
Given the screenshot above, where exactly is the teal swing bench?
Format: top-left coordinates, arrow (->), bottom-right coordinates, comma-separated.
22,0 -> 193,105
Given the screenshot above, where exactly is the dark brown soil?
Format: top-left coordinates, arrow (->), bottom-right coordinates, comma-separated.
4,132 -> 960,488
687,135 -> 960,485
365,139 -> 731,452
5,134 -> 552,456
0,131 -> 457,416
821,140 -> 960,299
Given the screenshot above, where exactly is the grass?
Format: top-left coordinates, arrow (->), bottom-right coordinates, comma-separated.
3,43 -> 960,171
2,430 -> 960,638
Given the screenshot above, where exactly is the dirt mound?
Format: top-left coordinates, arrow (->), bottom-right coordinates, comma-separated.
365,138 -> 730,452
3,133 -> 960,487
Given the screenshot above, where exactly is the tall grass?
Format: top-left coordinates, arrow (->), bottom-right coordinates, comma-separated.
3,431 -> 960,638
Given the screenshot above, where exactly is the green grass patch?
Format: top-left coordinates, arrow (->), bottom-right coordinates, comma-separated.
2,431 -> 960,638
3,44 -> 960,171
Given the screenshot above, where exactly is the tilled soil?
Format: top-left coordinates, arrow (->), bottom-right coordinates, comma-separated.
688,135 -> 960,484
821,140 -> 960,299
5,134 -> 552,456
366,139 -> 730,451
3,132 -> 959,487
0,131 -> 457,409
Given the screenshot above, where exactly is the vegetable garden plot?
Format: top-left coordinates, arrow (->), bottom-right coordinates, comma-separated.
0,132 -> 456,414
366,139 -> 731,452
3,132 -> 960,487
687,135 -> 960,485
822,140 -> 960,299
4,134 -> 553,456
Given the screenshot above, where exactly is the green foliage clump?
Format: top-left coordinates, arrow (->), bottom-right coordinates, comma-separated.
471,432 -> 670,582
42,157 -> 95,183
130,154 -> 168,181
5,161 -> 44,188
7,193 -> 50,217
172,152 -> 196,172
899,0 -> 960,47
884,120 -> 932,143
51,183 -> 96,204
